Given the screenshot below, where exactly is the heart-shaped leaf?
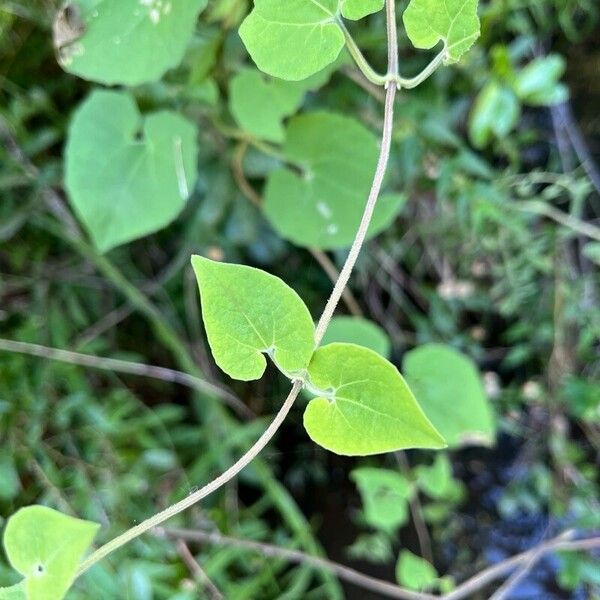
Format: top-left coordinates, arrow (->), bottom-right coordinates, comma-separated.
65,90 -> 199,252
321,316 -> 391,358
351,467 -> 413,532
403,0 -> 480,63
58,0 -> 207,85
402,343 -> 496,448
264,112 -> 406,249
192,256 -> 315,381
303,343 -> 446,455
239,0 -> 345,81
341,0 -> 385,20
229,66 -> 338,143
2,506 -> 99,600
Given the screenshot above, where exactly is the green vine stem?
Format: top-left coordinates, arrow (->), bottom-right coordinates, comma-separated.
74,0 -> 401,575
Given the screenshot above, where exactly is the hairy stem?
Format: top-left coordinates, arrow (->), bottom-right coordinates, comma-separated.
315,83 -> 397,345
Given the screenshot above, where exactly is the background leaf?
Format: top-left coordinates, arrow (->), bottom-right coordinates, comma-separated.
192,256 -> 315,381
59,0 -> 207,85
65,90 -> 199,252
264,112 -> 406,249
395,550 -> 438,590
351,467 -> 412,532
303,343 -> 446,455
402,343 -> 496,448
320,316 -> 391,358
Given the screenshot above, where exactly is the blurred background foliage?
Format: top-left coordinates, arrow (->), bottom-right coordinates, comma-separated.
0,0 -> 599,598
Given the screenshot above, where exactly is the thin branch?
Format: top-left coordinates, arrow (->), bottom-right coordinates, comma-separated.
395,451 -> 433,564
516,200 -> 600,242
0,338 -> 253,420
443,531 -> 600,600
308,248 -> 363,317
176,539 -> 224,600
159,528 -> 436,600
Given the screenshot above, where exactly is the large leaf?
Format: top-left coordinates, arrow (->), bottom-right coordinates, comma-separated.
321,316 -> 391,358
402,343 -> 495,448
239,0 -> 344,81
58,0 -> 207,85
303,343 -> 446,455
2,506 -> 99,600
351,467 -> 413,532
65,90 -> 199,253
191,256 -> 315,381
264,112 -> 406,249
403,0 -> 480,63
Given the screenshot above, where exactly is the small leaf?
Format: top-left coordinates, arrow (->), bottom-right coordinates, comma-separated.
58,0 -> 207,85
396,550 -> 438,590
321,316 -> 391,358
415,454 -> 463,501
239,0 -> 345,81
264,112 -> 406,249
65,90 -> 199,252
469,81 -> 520,148
3,506 -> 99,600
303,343 -> 446,455
0,583 -> 26,600
191,256 -> 315,381
341,0 -> 384,20
351,468 -> 412,532
230,70 -> 305,142
403,0 -> 480,63
402,343 -> 496,448
514,55 -> 568,106
583,242 -> 600,266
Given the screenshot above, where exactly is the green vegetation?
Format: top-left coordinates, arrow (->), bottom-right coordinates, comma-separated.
0,0 -> 598,598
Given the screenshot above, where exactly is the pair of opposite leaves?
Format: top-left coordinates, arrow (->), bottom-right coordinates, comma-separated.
192,256 -> 446,456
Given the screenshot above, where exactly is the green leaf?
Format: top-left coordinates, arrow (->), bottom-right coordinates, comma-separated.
191,256 -> 315,381
469,81 -> 520,148
341,0 -> 384,20
230,69 -> 304,143
403,0 -> 480,63
513,55 -> 568,106
2,506 -> 99,600
351,467 -> 412,532
396,550 -> 438,590
415,454 -> 463,501
402,343 -> 495,448
65,90 -> 199,252
59,0 -> 207,85
0,583 -> 26,600
264,112 -> 406,249
303,343 -> 446,455
583,242 -> 600,266
239,0 -> 345,80
320,316 -> 391,358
